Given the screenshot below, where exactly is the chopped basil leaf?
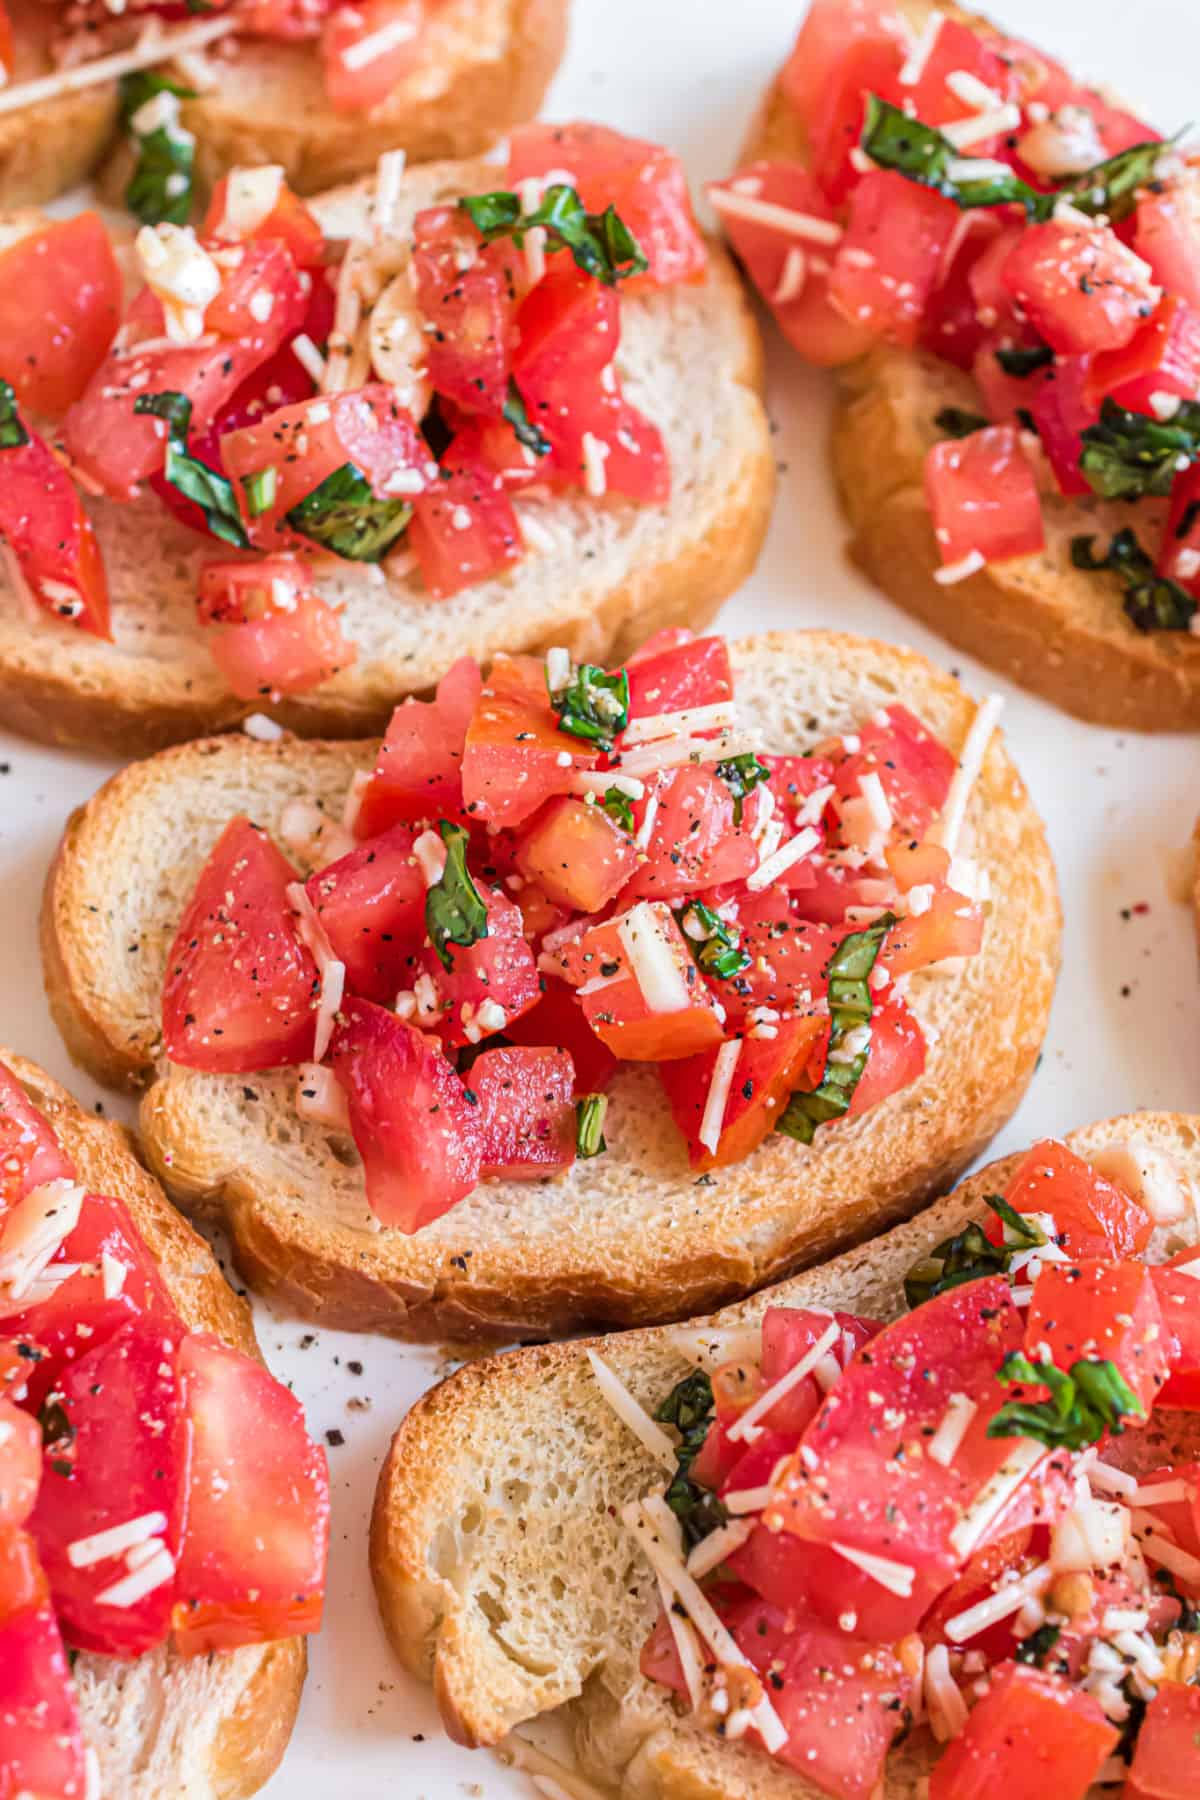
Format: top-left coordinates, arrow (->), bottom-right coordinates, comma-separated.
777,913 -> 896,1145
548,659 -> 630,749
503,375 -> 551,457
935,407 -> 990,439
425,821 -> 489,971
994,343 -> 1054,378
460,184 -> 648,286
676,901 -> 750,982
575,1093 -> 608,1159
601,785 -> 635,832
715,751 -> 770,824
119,71 -> 196,228
988,1351 -> 1143,1451
1015,1623 -> 1062,1667
1057,136 -> 1178,225
286,462 -> 412,563
0,379 -> 29,450
655,1370 -> 727,1549
133,391 -> 249,548
1079,396 -> 1200,501
988,1194 -> 1048,1249
904,1194 -> 1046,1310
1071,527 -> 1196,633
242,467 -> 277,518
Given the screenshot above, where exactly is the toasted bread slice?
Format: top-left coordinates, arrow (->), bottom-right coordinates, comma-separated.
370,1111 -> 1200,1793
1,1050 -> 306,1800
0,160 -> 771,756
42,630 -> 1061,1341
738,10 -> 1200,732
0,0 -> 121,207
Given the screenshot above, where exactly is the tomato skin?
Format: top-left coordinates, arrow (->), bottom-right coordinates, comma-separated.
882,891 -> 983,978
845,995 -> 926,1118
514,797 -> 638,913
413,205 -> 518,416
0,213 -> 122,417
31,1320 -> 187,1657
468,1046 -> 577,1179
1125,1682 -> 1200,1800
829,172 -> 961,348
503,977 -> 617,1093
0,1601 -> 88,1800
172,1333 -> 328,1655
1027,353 -> 1099,497
329,997 -> 482,1229
779,0 -> 904,129
203,174 -> 326,268
0,1398 -> 39,1529
514,260 -> 620,390
0,1065 -> 75,1214
356,656 -> 482,837
1024,1259 -> 1170,1420
578,904 -> 725,1063
507,122 -> 707,292
1002,220 -> 1160,356
203,587 -> 357,701
929,1661 -> 1116,1800
420,883 -> 541,1048
621,767 -> 759,904
409,428 -> 524,599
0,411 -> 111,638
162,817 -> 318,1074
305,822 -> 425,1003
902,15 -> 1018,129
321,0 -> 424,113
461,654 -> 597,831
925,423 -> 1044,567
660,1015 -> 828,1168
624,633 -> 732,718
1085,295 -> 1200,412
996,1140 -> 1153,1260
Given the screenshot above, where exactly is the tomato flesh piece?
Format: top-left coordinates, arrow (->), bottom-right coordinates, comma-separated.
503,977 -> 617,1093
925,424 -> 1044,567
1086,295 -> 1200,412
1028,352 -> 1099,497
0,1526 -> 49,1621
728,1524 -> 944,1644
829,172 -> 961,348
0,212 -> 122,416
513,259 -> 620,391
929,1661 -> 1116,1800
420,883 -> 541,1048
461,654 -> 597,830
1125,1681 -> 1200,1800
328,997 -> 482,1230
836,703 -> 956,838
0,1397 -> 39,1529
31,1319 -> 186,1656
659,1015 -> 828,1169
413,205 -> 519,416
1153,1251 -> 1200,1405
356,657 -> 482,836
1002,220 -> 1160,356
514,796 -> 638,913
624,633 -> 732,718
808,33 -> 905,204
468,1046 -> 576,1179
203,173 -> 326,268
0,1065 -> 75,1213
1136,177 -> 1200,314
408,427 -> 524,599
0,1601 -> 88,1800
198,560 -> 357,700
305,822 -> 425,1004
163,817 -> 318,1073
779,0 -> 904,128
0,407 -> 111,638
622,766 -> 758,903
1024,1258 -> 1170,1421
172,1332 -> 328,1654
995,1140 -> 1153,1259
845,995 -> 927,1117
577,904 -> 724,1062
320,0 -> 424,112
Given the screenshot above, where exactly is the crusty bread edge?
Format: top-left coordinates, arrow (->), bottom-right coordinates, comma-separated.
3,1051 -> 307,1800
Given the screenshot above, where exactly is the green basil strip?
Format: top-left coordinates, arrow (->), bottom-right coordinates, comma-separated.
600,785 -> 635,833
715,751 -> 770,825
459,183 -> 649,286
776,912 -> 897,1145
1071,527 -> 1196,633
1079,396 -> 1200,502
119,72 -> 197,228
676,901 -> 750,982
904,1194 -> 1047,1311
242,467 -> 278,518
548,660 -> 630,749
425,822 -> 489,971
133,391 -> 249,549
575,1093 -> 608,1159
988,1351 -> 1143,1451
0,379 -> 29,450
935,408 -> 990,440
654,1370 -> 728,1549
286,462 -> 412,563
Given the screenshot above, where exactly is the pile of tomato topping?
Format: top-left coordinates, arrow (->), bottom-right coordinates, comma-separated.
0,123 -> 706,700
0,1066 -> 330,1799
625,1138 -> 1200,1800
161,626 -> 988,1232
712,1 -> 1200,631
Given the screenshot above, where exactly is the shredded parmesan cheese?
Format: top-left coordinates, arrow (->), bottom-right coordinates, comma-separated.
729,1319 -> 840,1444
708,187 -> 843,245
585,1350 -> 678,1471
685,1517 -> 755,1578
698,1039 -> 741,1156
622,701 -> 738,745
615,903 -> 691,1013
831,1543 -> 916,1598
0,1180 -> 86,1300
898,9 -> 943,85
931,693 -> 1004,860
0,14 -> 239,117
948,1437 -> 1044,1559
745,826 -> 821,893
927,1392 -> 978,1469
67,1512 -> 169,1570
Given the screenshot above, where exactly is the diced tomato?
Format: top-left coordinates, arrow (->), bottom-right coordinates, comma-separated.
1028,352 -> 1099,496
409,428 -> 524,599
759,1305 -> 850,1433
514,796 -> 638,913
0,1527 -> 48,1621
621,767 -> 759,903
1023,1259 -> 1170,1421
835,703 -> 956,839
845,995 -> 927,1117
523,368 -> 671,504
901,15 -> 1018,128
514,259 -> 620,390
172,1332 -> 328,1654
724,896 -> 837,1026
624,633 -> 732,718
198,559 -> 356,699
1002,219 -> 1160,357
0,213 -> 122,416
0,1602 -> 88,1800
420,883 -> 541,1047
929,1661 -> 1116,1800
577,903 -> 724,1062
709,164 -> 877,368
0,1066 -> 74,1214
304,823 -> 425,1003
1153,1251 -> 1200,1406
829,172 -> 961,347
320,0 -> 424,112
778,0 -> 905,129
995,1140 -> 1153,1260
355,657 -> 481,837
0,1398 -> 39,1529
461,653 -> 597,830
660,1015 -> 828,1168
503,977 -> 617,1093
2,1193 -> 178,1411
328,997 -> 482,1229
468,1046 -> 576,1179
808,32 -> 905,204
761,752 -> 837,820
1136,177 -> 1200,314
1125,1462 -> 1200,1565
882,890 -> 984,977
729,1523 -> 945,1643
203,171 -> 326,267
162,817 -> 318,1073
508,122 -> 707,292
1125,1681 -> 1200,1800
919,1524 -> 1037,1662
1158,462 -> 1200,600
925,424 -> 1045,567
412,204 -> 519,416
0,1 -> 11,77
221,381 -> 431,552
1085,295 -> 1200,412
0,402 -> 110,637
31,1320 -> 186,1656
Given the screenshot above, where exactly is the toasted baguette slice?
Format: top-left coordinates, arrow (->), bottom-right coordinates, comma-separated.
0,0 -> 120,207
739,8 -> 1200,732
0,161 -> 771,757
1,1050 -> 306,1800
371,1111 -> 1200,1793
43,630 -> 1060,1341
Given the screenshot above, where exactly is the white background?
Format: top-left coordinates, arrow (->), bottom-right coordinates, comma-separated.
5,1 -> 1200,1794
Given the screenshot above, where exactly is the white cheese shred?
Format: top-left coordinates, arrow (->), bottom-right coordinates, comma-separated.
585,1350 -> 678,1472
728,1319 -> 840,1445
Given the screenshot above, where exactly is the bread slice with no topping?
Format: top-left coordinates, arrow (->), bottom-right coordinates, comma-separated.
1,1051 -> 306,1800
42,629 -> 1060,1341
370,1111 -> 1200,1796
0,160 -> 772,756
737,5 -> 1200,731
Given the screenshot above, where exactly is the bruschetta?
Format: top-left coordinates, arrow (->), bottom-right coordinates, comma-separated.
714,0 -> 1200,730
372,1115 -> 1200,1799
42,626 -> 1060,1340
0,0 -> 566,208
0,1050 -> 329,1799
0,133 -> 772,755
